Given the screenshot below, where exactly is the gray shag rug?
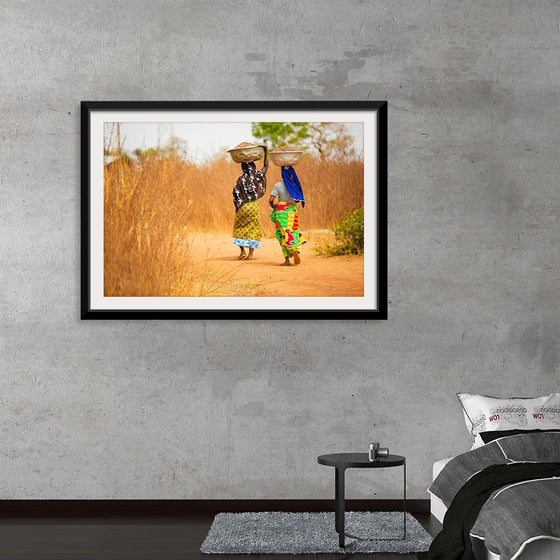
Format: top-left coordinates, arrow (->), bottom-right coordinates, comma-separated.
200,511 -> 433,554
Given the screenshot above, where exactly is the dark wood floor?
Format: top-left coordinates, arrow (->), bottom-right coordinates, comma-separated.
0,513 -> 441,560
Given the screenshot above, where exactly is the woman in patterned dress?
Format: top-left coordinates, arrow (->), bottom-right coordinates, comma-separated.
232,147 -> 268,260
268,166 -> 306,266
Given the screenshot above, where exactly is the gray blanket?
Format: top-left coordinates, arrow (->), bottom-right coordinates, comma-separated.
471,476 -> 560,559
429,432 -> 560,559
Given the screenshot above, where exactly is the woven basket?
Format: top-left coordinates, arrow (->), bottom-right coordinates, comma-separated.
269,151 -> 303,167
227,144 -> 265,163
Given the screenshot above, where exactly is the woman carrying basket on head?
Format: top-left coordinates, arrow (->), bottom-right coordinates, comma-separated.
232,146 -> 268,260
269,164 -> 306,266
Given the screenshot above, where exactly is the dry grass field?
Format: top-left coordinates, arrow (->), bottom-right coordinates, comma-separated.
103,150 -> 364,297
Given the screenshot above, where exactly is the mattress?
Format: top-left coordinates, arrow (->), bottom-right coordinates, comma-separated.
429,457 -> 452,525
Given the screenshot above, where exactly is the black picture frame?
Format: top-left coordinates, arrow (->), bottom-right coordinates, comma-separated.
81,100 -> 387,319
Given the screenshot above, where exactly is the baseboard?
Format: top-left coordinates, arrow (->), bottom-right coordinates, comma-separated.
0,499 -> 429,517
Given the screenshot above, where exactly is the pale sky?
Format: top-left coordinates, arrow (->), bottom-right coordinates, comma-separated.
105,122 -> 364,163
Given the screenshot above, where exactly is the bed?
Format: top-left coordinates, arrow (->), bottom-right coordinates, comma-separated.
426,392 -> 560,560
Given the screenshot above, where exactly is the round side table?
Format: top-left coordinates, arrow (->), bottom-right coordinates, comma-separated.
317,453 -> 406,548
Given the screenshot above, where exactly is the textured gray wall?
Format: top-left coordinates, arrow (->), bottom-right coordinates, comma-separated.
1,1 -> 559,500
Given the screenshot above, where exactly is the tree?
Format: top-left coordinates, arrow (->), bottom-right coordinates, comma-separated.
307,122 -> 356,159
251,121 -> 357,159
251,122 -> 310,147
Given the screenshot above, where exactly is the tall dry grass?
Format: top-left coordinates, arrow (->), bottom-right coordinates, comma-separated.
104,149 -> 363,296
285,153 -> 364,232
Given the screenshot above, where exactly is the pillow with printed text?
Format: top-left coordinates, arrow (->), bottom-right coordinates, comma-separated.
457,392 -> 560,448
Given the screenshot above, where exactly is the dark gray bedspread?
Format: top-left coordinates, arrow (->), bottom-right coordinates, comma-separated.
471,476 -> 560,559
429,432 -> 560,560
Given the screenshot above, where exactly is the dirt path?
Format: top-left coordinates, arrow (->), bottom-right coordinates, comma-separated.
187,232 -> 364,298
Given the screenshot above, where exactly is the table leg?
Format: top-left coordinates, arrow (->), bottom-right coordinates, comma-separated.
403,460 -> 407,539
335,467 -> 345,547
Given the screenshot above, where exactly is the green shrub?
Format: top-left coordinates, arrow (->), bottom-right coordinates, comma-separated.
315,207 -> 364,256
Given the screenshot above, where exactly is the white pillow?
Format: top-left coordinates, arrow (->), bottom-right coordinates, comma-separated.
457,393 -> 560,447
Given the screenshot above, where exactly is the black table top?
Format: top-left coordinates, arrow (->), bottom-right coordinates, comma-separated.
317,453 -> 405,468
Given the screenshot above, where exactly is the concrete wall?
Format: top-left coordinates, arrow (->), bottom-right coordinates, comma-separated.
1,1 -> 558,500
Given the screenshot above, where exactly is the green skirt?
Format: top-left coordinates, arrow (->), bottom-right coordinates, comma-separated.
270,202 -> 305,257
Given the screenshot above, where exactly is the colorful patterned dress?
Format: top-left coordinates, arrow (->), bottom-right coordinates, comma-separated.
270,202 -> 306,257
232,162 -> 266,248
233,200 -> 263,248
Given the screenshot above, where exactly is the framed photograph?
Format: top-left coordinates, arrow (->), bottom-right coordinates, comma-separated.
81,101 -> 387,319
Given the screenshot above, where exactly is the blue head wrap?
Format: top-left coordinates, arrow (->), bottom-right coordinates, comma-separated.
281,166 -> 305,208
